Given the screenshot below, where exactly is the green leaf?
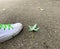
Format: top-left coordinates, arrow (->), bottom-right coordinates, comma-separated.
28,24 -> 39,32
33,24 -> 37,29
34,28 -> 40,31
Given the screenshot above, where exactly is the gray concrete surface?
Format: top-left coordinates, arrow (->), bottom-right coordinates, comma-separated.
0,0 -> 60,49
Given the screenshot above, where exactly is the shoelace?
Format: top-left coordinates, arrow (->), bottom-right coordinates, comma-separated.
0,24 -> 13,30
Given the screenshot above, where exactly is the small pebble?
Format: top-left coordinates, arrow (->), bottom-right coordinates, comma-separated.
38,7 -> 44,11
28,47 -> 32,49
40,9 -> 44,11
21,44 -> 24,46
54,31 -> 57,33
2,8 -> 6,11
35,42 -> 38,46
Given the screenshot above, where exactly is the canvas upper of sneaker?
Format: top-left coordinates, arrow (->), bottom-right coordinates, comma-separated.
0,23 -> 23,42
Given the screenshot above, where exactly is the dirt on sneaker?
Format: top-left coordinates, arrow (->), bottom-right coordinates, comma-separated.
0,0 -> 60,49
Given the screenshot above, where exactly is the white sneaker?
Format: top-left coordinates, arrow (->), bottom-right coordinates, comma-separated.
0,23 -> 23,42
